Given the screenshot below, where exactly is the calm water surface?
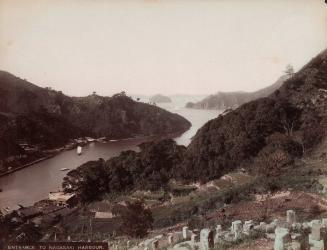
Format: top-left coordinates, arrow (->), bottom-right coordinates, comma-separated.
0,98 -> 220,209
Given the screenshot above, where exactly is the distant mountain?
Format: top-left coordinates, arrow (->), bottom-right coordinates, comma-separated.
185,75 -> 288,110
0,71 -> 191,159
149,94 -> 172,103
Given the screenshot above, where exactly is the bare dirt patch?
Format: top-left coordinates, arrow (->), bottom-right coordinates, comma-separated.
208,190 -> 327,223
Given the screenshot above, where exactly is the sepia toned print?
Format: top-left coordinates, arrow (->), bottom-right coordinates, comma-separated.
1,0 -> 327,249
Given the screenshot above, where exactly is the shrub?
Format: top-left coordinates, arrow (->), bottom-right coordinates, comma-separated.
118,200 -> 153,238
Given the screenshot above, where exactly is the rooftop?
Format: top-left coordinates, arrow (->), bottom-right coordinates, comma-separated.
48,191 -> 75,202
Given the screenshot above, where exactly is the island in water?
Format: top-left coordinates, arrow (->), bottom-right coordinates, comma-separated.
149,94 -> 172,104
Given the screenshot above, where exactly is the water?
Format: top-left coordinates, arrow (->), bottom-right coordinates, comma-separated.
0,97 -> 220,209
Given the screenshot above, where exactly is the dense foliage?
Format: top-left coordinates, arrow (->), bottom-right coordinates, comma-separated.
182,98 -> 305,181
62,139 -> 187,202
118,200 -> 153,238
183,49 -> 327,181
63,49 -> 327,203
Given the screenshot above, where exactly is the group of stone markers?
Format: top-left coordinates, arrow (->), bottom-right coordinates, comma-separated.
123,210 -> 327,250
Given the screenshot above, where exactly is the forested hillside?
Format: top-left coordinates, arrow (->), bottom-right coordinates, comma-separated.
183,50 -> 327,181
0,71 -> 191,159
64,49 -> 327,203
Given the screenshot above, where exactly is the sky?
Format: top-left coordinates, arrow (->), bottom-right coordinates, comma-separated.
0,0 -> 326,97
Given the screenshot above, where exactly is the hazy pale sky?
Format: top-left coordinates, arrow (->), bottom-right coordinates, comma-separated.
0,0 -> 326,96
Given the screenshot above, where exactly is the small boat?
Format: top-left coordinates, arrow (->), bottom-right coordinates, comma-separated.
96,137 -> 107,143
86,137 -> 95,142
60,168 -> 70,171
77,146 -> 82,155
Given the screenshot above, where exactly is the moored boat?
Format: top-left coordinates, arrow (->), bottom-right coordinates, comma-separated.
60,168 -> 70,171
77,146 -> 82,155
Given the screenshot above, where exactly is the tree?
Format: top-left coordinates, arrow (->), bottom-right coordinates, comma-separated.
254,145 -> 293,178
284,64 -> 294,76
119,200 -> 153,238
62,159 -> 108,203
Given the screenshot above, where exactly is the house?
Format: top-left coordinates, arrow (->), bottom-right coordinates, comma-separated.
88,201 -> 127,219
48,191 -> 76,207
94,211 -> 114,219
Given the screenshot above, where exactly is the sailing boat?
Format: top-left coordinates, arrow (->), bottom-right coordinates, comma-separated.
77,146 -> 82,155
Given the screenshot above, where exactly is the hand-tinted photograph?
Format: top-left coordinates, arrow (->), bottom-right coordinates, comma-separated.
0,0 -> 327,249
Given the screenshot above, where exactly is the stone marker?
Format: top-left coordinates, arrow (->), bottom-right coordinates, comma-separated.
168,234 -> 173,244
309,221 -> 324,250
231,220 -> 243,240
286,210 -> 296,225
231,220 -> 242,232
183,226 -> 190,239
200,228 -> 214,250
274,227 -> 291,250
311,221 -> 321,241
310,220 -> 321,228
216,224 -> 222,233
322,218 -> 327,227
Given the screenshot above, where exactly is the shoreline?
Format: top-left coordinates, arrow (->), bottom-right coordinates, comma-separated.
0,152 -> 60,178
0,129 -> 188,179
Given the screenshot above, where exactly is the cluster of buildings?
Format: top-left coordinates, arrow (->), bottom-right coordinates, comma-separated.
4,191 -> 76,222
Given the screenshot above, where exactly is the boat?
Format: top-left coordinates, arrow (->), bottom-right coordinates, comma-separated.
77,146 -> 82,155
60,168 -> 70,171
96,137 -> 107,143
